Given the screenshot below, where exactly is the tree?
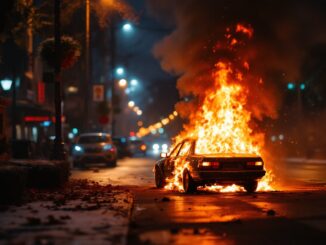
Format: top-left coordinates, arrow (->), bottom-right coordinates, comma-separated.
38,36 -> 81,70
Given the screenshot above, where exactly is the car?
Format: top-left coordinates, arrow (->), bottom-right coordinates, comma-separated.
112,137 -> 132,158
154,138 -> 266,193
128,138 -> 147,156
72,132 -> 117,167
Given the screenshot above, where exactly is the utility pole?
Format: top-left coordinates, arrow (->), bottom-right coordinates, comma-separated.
109,17 -> 116,137
84,0 -> 90,131
51,0 -> 65,160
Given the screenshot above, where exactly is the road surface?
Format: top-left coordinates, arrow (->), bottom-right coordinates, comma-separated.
71,157 -> 326,245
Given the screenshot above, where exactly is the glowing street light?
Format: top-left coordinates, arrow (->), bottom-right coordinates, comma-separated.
136,110 -> 142,116
122,22 -> 133,32
130,79 -> 138,86
116,67 -> 125,76
0,79 -> 13,91
118,79 -> 127,88
128,101 -> 135,108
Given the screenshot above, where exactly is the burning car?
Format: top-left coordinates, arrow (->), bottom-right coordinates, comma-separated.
154,138 -> 266,193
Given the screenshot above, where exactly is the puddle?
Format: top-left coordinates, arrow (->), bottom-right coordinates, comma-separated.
139,228 -> 234,245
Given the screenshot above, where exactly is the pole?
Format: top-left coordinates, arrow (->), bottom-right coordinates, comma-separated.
84,0 -> 90,130
51,0 -> 65,160
11,76 -> 16,142
109,17 -> 116,137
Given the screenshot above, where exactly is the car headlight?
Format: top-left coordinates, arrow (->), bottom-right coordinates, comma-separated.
247,161 -> 263,167
161,144 -> 168,152
153,143 -> 159,151
103,144 -> 112,151
74,145 -> 83,152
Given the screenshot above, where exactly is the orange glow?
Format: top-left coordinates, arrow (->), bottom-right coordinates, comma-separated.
236,23 -> 254,38
140,144 -> 147,151
164,62 -> 274,192
164,24 -> 273,193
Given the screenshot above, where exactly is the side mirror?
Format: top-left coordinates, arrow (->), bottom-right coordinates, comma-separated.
160,152 -> 167,158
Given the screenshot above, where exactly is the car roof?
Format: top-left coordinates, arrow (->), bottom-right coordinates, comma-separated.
79,132 -> 111,137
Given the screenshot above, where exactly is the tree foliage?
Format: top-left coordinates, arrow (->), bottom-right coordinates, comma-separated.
38,36 -> 81,70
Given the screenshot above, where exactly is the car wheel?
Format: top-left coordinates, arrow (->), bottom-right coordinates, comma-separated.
183,169 -> 197,193
244,180 -> 258,193
155,165 -> 165,188
73,161 -> 83,169
107,159 -> 117,167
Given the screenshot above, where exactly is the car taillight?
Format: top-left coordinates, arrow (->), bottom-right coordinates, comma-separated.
140,144 -> 147,151
247,161 -> 263,167
200,162 -> 220,168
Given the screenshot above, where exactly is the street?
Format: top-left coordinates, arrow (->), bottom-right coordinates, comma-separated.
71,156 -> 326,245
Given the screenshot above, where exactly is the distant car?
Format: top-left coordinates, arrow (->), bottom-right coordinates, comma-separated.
112,137 -> 132,158
128,139 -> 147,156
72,132 -> 117,167
154,138 -> 266,193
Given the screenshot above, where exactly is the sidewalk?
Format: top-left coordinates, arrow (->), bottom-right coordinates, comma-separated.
0,179 -> 133,245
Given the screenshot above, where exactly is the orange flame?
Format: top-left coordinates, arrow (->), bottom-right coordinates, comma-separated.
164,24 -> 274,193
236,23 -> 254,38
165,62 -> 274,192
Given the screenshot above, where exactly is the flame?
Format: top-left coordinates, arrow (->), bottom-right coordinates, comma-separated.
236,24 -> 254,38
164,24 -> 274,193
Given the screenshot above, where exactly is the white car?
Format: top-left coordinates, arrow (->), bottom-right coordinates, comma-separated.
72,133 -> 118,167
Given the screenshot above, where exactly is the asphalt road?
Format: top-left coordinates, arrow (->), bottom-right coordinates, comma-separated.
71,157 -> 326,245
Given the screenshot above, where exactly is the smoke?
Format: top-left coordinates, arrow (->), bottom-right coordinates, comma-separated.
146,0 -> 326,121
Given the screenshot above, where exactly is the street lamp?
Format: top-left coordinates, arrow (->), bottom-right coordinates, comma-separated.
122,22 -> 133,33
0,79 -> 13,91
118,78 -> 127,88
128,101 -> 135,108
116,67 -> 125,76
1,78 -> 16,143
130,79 -> 138,87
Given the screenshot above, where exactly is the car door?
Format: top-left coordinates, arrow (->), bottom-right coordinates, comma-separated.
175,140 -> 193,168
164,143 -> 183,177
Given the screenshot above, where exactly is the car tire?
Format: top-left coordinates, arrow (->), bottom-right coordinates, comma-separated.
244,180 -> 258,193
155,165 -> 165,188
183,169 -> 197,193
107,159 -> 117,167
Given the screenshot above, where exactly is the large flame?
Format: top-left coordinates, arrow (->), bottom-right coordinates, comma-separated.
164,25 -> 274,192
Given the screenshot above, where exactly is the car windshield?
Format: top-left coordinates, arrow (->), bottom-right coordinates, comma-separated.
79,135 -> 110,144
130,140 -> 144,145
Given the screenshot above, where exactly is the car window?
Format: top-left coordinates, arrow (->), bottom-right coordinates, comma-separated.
178,141 -> 192,157
169,143 -> 182,158
79,135 -> 111,144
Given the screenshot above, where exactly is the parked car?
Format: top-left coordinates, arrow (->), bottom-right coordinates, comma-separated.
112,137 -> 132,158
154,138 -> 266,193
72,132 -> 117,167
128,138 -> 147,156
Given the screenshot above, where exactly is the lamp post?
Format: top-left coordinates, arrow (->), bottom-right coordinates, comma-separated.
51,0 -> 65,160
109,17 -> 117,137
0,79 -> 16,142
85,0 -> 90,130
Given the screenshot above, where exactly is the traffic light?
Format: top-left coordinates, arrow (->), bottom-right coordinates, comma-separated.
300,83 -> 305,90
287,83 -> 295,90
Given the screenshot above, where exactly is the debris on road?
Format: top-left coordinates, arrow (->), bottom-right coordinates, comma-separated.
0,179 -> 133,245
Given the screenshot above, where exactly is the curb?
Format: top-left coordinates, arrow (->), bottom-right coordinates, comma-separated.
0,160 -> 70,204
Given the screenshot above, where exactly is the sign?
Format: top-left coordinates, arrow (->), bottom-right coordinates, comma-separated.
98,115 -> 109,125
93,85 -> 104,102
